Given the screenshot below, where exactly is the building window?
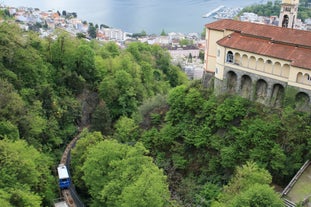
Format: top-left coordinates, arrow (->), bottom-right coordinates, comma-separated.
215,68 -> 218,74
217,49 -> 220,57
226,51 -> 233,63
282,15 -> 289,28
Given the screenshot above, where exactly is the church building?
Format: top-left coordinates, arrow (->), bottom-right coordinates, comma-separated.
204,0 -> 311,108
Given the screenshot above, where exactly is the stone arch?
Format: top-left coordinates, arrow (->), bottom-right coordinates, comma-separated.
241,54 -> 248,67
255,79 -> 268,104
249,56 -> 256,69
257,58 -> 264,71
296,72 -> 303,83
295,92 -> 310,111
234,53 -> 241,65
273,62 -> 282,76
227,71 -> 237,94
270,84 -> 284,108
281,14 -> 289,28
265,60 -> 273,73
226,51 -> 233,63
240,75 -> 252,99
282,64 -> 290,77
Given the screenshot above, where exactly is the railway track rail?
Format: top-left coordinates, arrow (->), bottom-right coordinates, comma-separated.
58,129 -> 85,207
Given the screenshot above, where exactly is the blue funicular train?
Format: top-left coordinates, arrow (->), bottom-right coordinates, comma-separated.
57,164 -> 71,189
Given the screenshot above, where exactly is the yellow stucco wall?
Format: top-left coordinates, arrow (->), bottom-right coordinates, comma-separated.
215,45 -> 295,82
205,24 -> 311,92
215,45 -> 225,80
205,28 -> 233,72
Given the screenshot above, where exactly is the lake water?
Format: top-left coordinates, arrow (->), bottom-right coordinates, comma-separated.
3,0 -> 264,34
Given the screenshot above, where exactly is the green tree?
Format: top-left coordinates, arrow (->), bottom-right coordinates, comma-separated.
74,44 -> 98,83
0,79 -> 25,123
179,39 -> 193,46
195,183 -> 221,207
71,130 -> 104,200
88,23 -> 97,39
160,29 -> 167,36
82,140 -> 171,207
76,32 -> 86,39
0,121 -> 19,140
230,184 -> 284,207
114,116 -> 140,143
215,96 -> 250,128
212,162 -> 283,207
0,139 -> 55,206
90,100 -> 112,135
98,42 -> 120,58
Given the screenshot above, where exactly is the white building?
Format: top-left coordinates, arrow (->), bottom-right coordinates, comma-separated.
100,28 -> 124,41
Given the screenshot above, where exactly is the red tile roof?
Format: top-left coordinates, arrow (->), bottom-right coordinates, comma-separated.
206,19 -> 311,48
217,32 -> 311,69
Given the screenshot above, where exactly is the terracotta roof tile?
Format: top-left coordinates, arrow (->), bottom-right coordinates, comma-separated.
217,32 -> 311,69
206,19 -> 311,48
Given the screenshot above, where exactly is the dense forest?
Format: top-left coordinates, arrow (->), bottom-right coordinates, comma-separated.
0,12 -> 311,207
238,0 -> 311,21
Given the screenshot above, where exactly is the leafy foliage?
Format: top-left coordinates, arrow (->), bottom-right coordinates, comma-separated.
79,139 -> 171,207
0,139 -> 54,206
1,18 -> 311,207
98,42 -> 186,120
0,21 -> 186,205
136,83 -> 311,206
212,162 -> 283,207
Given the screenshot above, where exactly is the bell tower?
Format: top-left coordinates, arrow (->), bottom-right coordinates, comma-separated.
279,0 -> 299,28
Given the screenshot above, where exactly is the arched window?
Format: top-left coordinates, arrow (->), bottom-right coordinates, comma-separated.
249,56 -> 256,69
282,15 -> 289,28
255,79 -> 268,104
282,64 -> 290,77
241,75 -> 252,99
234,53 -> 241,65
304,74 -> 311,85
257,58 -> 264,71
273,62 -> 282,76
227,71 -> 237,94
295,92 -> 310,111
297,72 -> 303,83
241,54 -> 248,67
265,60 -> 273,73
226,51 -> 233,63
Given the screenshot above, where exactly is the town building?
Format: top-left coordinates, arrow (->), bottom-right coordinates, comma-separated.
98,28 -> 125,41
204,19 -> 311,108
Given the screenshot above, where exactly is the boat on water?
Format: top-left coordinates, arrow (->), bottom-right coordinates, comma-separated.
202,5 -> 225,18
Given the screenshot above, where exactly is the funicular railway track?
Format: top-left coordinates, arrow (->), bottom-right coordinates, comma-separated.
58,129 -> 85,207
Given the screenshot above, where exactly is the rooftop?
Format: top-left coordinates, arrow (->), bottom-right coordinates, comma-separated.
207,19 -> 311,69
217,32 -> 311,69
205,19 -> 311,48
